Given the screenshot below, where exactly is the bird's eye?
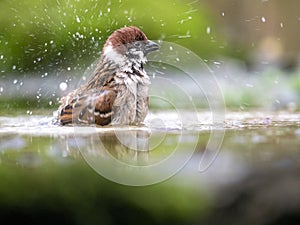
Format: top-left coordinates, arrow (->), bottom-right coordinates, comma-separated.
133,42 -> 142,48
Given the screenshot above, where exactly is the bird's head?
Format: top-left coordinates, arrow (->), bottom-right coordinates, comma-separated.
102,26 -> 159,69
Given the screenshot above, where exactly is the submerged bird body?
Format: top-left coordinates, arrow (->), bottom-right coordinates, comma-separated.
57,26 -> 159,126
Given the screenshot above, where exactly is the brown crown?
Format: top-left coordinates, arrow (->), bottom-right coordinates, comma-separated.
103,26 -> 148,49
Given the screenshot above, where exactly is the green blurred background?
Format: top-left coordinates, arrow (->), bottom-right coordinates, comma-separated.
1,0 -> 300,111
0,0 -> 217,74
1,0 -> 300,73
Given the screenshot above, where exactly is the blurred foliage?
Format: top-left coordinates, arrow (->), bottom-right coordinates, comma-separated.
1,0 -> 299,110
0,0 -> 230,75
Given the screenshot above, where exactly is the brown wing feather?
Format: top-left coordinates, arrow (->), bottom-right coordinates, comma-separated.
59,88 -> 117,126
58,58 -> 118,126
94,89 -> 117,125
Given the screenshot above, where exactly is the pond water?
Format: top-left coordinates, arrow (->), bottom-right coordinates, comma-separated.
1,111 -> 299,185
0,110 -> 299,224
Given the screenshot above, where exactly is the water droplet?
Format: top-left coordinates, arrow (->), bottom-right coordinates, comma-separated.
261,16 -> 266,23
0,55 -> 3,60
59,82 -> 68,91
206,26 -> 211,34
67,67 -> 71,71
12,65 -> 16,70
280,22 -> 284,28
221,12 -> 225,17
176,58 -> 180,62
13,79 -> 18,84
107,8 -> 111,13
75,15 -> 81,23
169,46 -> 173,51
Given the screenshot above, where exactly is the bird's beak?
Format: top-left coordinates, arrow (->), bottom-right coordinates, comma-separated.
144,40 -> 160,54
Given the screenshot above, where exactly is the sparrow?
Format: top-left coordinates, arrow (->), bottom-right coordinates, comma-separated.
57,26 -> 159,126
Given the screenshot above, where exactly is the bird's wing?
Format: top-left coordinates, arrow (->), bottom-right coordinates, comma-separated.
59,88 -> 117,126
58,61 -> 118,126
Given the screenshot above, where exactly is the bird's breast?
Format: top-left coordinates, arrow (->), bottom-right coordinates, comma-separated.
116,71 -> 150,94
109,72 -> 149,124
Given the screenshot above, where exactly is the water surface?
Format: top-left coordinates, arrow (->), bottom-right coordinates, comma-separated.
0,110 -> 299,224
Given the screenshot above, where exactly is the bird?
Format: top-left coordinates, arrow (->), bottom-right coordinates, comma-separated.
56,26 -> 159,126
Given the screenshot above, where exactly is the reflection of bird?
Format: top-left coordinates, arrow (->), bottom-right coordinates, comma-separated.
57,26 -> 159,125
